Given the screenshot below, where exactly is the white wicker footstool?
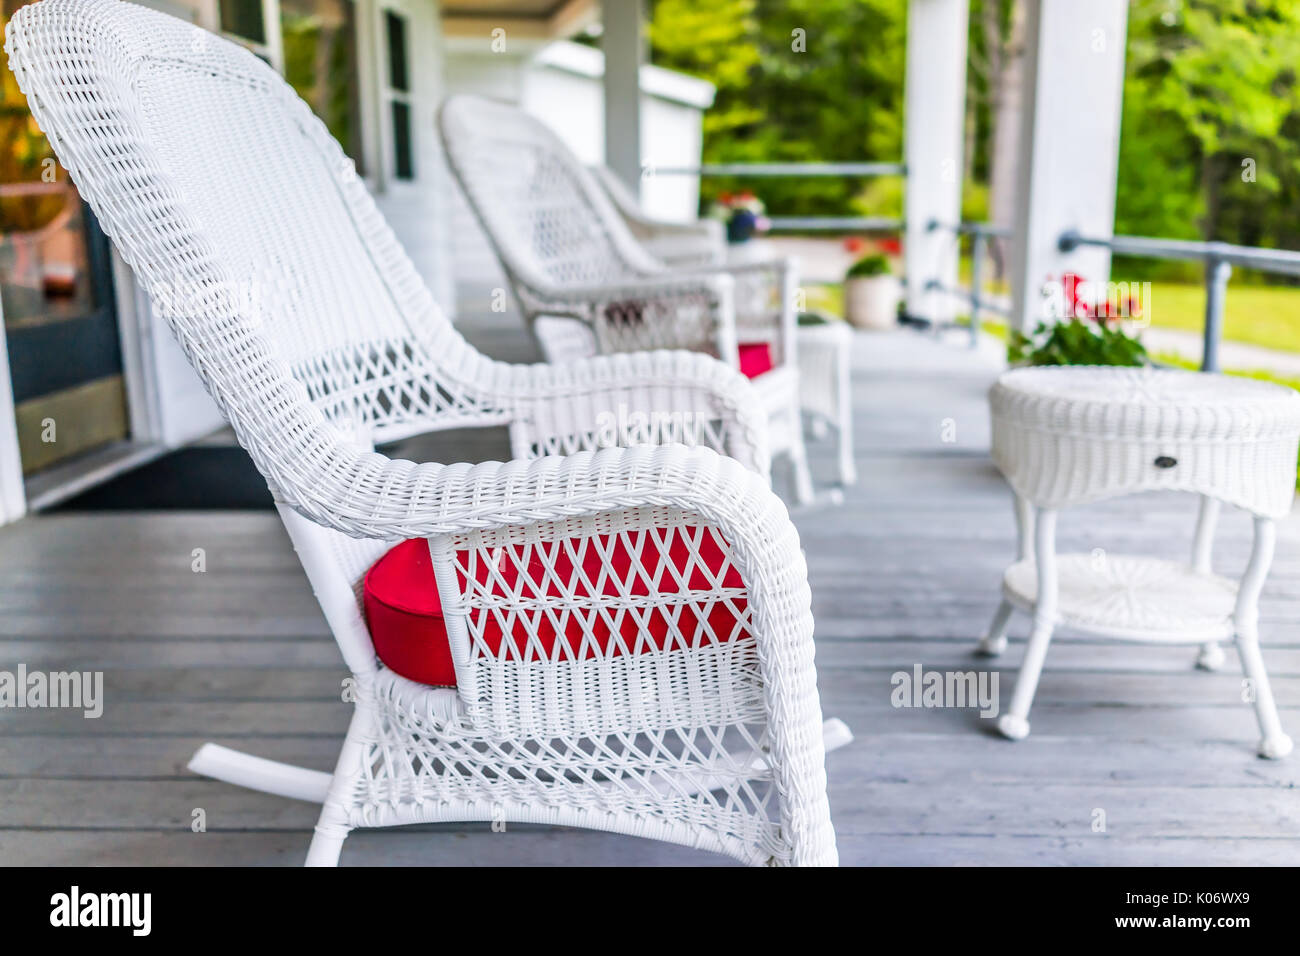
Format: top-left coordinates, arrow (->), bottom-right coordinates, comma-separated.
979,366 -> 1300,758
797,318 -> 856,487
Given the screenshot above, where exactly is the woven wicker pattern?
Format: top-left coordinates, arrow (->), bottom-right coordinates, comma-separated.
991,366 -> 1300,517
6,0 -> 835,865
438,94 -> 813,503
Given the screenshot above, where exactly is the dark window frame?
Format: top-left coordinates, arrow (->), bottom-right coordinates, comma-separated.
383,9 -> 414,181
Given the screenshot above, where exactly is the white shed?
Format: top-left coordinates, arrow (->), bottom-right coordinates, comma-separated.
441,37 -> 714,289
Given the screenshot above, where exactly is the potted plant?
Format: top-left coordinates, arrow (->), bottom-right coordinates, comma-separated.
1008,273 -> 1149,366
1007,318 -> 1148,367
707,191 -> 771,245
844,251 -> 900,330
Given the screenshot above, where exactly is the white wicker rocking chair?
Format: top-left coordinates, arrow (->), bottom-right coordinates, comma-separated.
588,163 -> 859,492
438,95 -> 814,505
587,163 -> 727,270
6,0 -> 841,866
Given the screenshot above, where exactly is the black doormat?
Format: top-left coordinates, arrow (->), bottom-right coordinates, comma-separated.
49,426 -> 515,512
52,446 -> 274,511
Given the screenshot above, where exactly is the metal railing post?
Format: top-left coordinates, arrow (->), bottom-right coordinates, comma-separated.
969,231 -> 987,349
1202,256 -> 1231,372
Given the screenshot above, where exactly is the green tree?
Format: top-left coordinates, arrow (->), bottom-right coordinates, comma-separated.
649,0 -> 907,216
1118,0 -> 1300,256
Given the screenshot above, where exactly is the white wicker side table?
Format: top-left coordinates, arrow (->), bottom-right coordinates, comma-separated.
797,318 -> 856,487
979,366 -> 1300,758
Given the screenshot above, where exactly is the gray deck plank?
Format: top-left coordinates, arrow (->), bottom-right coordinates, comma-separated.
3,322 -> 1299,865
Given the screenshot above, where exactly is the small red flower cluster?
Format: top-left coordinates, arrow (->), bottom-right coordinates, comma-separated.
714,190 -> 759,208
843,236 -> 902,256
1061,272 -> 1144,323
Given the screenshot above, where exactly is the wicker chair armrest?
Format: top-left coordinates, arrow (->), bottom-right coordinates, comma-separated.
641,216 -> 726,246
641,225 -> 727,269
480,350 -> 769,476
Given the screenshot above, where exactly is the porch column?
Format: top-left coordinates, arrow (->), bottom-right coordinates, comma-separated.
903,0 -> 969,325
601,0 -> 644,194
1009,0 -> 1130,332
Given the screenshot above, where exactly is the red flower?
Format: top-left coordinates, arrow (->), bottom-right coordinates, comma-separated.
1062,273 -> 1083,311
878,237 -> 902,256
844,236 -> 866,254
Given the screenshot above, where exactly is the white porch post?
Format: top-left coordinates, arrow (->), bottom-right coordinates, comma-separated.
1009,0 -> 1130,332
903,0 -> 969,326
601,0 -> 644,194
0,306 -> 25,525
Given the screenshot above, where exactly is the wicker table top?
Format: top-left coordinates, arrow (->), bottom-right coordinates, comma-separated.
989,365 -> 1300,516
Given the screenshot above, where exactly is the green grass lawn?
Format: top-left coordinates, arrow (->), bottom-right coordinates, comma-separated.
1140,282 -> 1300,354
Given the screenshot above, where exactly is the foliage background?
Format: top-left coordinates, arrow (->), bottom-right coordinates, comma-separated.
648,0 -> 1300,278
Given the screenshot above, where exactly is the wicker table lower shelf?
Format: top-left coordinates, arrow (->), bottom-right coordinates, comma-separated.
1002,554 -> 1238,644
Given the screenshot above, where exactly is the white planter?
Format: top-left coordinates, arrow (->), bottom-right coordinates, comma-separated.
724,238 -> 775,265
844,275 -> 900,331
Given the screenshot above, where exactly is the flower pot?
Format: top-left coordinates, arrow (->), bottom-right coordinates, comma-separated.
727,241 -> 775,268
844,275 -> 900,330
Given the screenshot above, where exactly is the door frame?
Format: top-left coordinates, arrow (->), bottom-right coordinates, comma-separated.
0,306 -> 24,524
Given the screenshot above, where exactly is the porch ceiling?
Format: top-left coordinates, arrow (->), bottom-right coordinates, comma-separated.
441,0 -> 595,39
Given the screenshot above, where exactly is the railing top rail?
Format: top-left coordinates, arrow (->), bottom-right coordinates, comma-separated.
767,215 -> 902,232
1061,231 -> 1300,277
928,219 -> 1012,239
652,161 -> 906,177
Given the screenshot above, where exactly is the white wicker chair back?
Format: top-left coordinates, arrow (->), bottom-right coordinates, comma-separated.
439,94 -> 665,293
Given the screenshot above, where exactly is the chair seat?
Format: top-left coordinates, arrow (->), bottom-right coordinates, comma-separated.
364,529 -> 749,686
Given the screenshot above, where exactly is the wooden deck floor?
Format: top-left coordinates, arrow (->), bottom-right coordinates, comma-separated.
3,312 -> 1300,866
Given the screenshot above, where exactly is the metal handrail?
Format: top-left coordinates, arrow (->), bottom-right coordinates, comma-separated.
923,220 -> 1013,349
651,162 -> 905,235
1060,230 -> 1300,277
929,219 -> 1011,240
1060,230 -> 1300,370
653,159 -> 1300,371
767,215 -> 901,232
652,161 -> 905,177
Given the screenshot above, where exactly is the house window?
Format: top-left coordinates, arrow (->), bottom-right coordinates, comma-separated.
384,10 -> 414,180
280,0 -> 365,174
219,0 -> 279,65
219,0 -> 268,47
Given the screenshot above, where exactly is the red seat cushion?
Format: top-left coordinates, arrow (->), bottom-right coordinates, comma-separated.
737,342 -> 774,379
363,529 -> 748,687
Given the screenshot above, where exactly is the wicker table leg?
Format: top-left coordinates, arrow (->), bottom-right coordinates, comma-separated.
1234,518 -> 1294,759
977,599 -> 1013,657
1192,496 -> 1227,671
997,509 -> 1058,741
